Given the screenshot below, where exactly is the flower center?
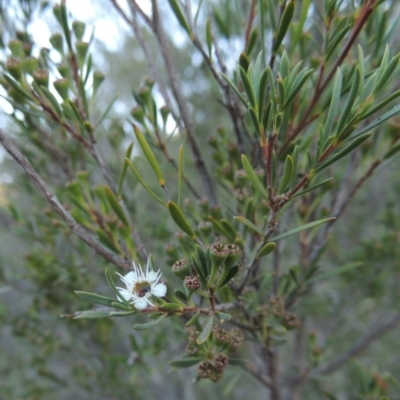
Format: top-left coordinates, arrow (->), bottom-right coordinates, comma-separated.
133,281 -> 151,298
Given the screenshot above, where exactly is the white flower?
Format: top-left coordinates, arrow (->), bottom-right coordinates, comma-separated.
116,258 -> 167,310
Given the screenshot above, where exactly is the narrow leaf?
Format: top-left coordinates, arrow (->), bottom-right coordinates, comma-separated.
316,133 -> 372,172
206,18 -> 212,58
169,358 -> 203,368
196,314 -> 214,344
273,0 -> 295,53
167,201 -> 196,239
178,145 -> 183,207
117,142 -> 134,195
104,186 -> 129,227
220,73 -> 248,107
74,291 -> 116,307
322,68 -> 342,143
239,66 -> 256,108
133,124 -> 165,186
234,216 -> 263,235
278,155 -> 294,193
134,313 -> 167,330
126,159 -> 166,205
167,0 -> 192,36
73,310 -> 111,319
269,218 -> 336,241
241,154 -> 268,199
257,242 -> 276,258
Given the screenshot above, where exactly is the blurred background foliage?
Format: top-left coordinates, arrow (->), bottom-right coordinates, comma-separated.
1,0 -> 400,399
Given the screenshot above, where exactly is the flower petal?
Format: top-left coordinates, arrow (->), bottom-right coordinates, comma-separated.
152,283 -> 167,298
133,297 -> 148,310
147,270 -> 158,282
122,271 -> 138,284
117,288 -> 132,301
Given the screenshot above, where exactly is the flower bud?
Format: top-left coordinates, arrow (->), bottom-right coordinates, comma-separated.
207,134 -> 218,149
160,105 -> 170,125
209,367 -> 223,382
171,259 -> 190,280
197,221 -> 212,238
21,57 -> 38,75
197,361 -> 213,378
214,353 -> 228,369
75,41 -> 89,64
209,243 -> 229,269
53,78 -> 70,100
229,328 -> 244,348
164,243 -> 178,259
224,244 -> 242,269
144,77 -> 155,89
72,20 -> 86,40
6,57 -> 22,81
212,327 -> 229,343
131,106 -> 145,124
50,33 -> 63,53
57,63 -> 70,78
234,188 -> 249,204
92,70 -> 105,93
33,69 -> 49,87
8,40 -> 24,57
283,312 -> 301,330
234,169 -> 247,188
53,4 -> 63,25
184,275 -> 200,291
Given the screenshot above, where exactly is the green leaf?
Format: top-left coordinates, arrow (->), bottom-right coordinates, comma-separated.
217,265 -> 239,289
239,66 -> 256,108
126,159 -> 166,206
40,86 -> 63,118
315,132 -> 371,172
273,0 -> 295,53
74,291 -> 116,307
258,67 -> 269,121
2,74 -> 33,101
220,73 -> 248,107
73,310 -> 111,319
234,216 -> 263,235
206,18 -> 212,58
216,311 -> 231,323
269,218 -> 335,241
95,94 -> 118,128
257,242 -> 276,258
105,268 -> 130,305
167,201 -> 196,239
59,4 -> 72,51
167,0 -> 192,37
111,302 -> 133,311
355,105 -> 400,139
308,262 -> 362,283
322,67 -> 342,144
241,154 -> 268,199
249,107 -> 261,137
134,313 -> 167,330
229,358 -> 247,367
178,145 -> 184,207
133,125 -> 165,187
104,186 -> 129,227
196,314 -> 214,344
336,68 -> 360,136
278,155 -> 294,193
117,142 -> 134,195
109,310 -> 137,317
293,178 -> 333,197
169,358 -> 203,368
185,311 -> 200,327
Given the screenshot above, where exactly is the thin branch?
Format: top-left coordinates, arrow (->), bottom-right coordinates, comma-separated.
151,0 -> 217,204
0,128 -> 132,270
242,361 -> 273,389
314,310 -> 400,376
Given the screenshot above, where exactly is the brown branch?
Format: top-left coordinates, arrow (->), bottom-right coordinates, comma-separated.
280,0 -> 379,154
314,310 -> 400,376
0,128 -> 132,270
244,0 -> 257,50
151,0 -> 217,204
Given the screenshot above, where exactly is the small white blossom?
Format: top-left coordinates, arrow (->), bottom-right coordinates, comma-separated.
117,258 -> 167,310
